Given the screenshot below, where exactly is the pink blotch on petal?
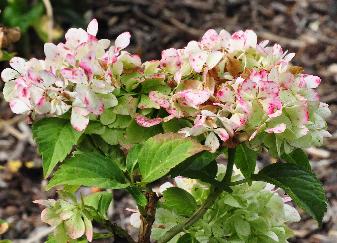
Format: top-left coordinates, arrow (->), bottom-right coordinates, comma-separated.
149,91 -> 170,109
201,29 -> 220,49
135,114 -> 163,127
176,89 -> 210,108
301,74 -> 321,89
189,51 -> 208,73
265,123 -> 286,134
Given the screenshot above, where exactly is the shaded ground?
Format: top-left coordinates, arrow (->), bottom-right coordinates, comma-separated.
1,0 -> 337,242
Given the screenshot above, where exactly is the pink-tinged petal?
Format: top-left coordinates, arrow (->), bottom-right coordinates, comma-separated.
179,125 -> 207,137
206,51 -> 223,69
236,97 -> 251,114
216,85 -> 234,103
87,19 -> 98,36
160,48 -> 181,73
61,68 -> 88,84
259,40 -> 269,48
65,213 -> 85,240
41,208 -> 62,226
229,113 -> 247,130
30,86 -> 45,106
272,44 -> 283,56
118,52 -> 142,67
98,39 -> 111,49
185,41 -> 200,55
9,99 -> 31,114
71,107 -> 90,131
135,114 -> 162,127
149,91 -> 170,109
244,30 -> 257,48
44,43 -> 59,61
230,30 -> 253,51
33,199 -> 56,207
175,89 -> 210,108
263,98 -> 282,118
214,128 -> 229,142
115,32 -> 131,51
201,29 -> 220,49
174,70 -> 182,83
83,215 -> 93,242
1,68 -> 19,82
259,81 -> 279,98
265,123 -> 286,134
284,53 -> 295,62
189,51 -> 208,73
205,132 -> 220,152
65,28 -> 88,48
300,74 -> 321,89
9,57 -> 26,74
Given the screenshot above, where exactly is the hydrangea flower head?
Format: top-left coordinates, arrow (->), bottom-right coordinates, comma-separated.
1,19 -> 135,131
144,29 -> 331,153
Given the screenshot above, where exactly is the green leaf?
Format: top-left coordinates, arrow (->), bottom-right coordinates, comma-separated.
281,148 -> 311,172
235,143 -> 257,179
84,192 -> 113,220
138,133 -> 206,183
47,152 -> 128,190
254,163 -> 327,225
108,115 -> 132,129
32,118 -> 82,177
162,188 -> 197,217
162,118 -> 192,133
126,144 -> 142,173
177,233 -> 200,243
127,186 -> 147,213
112,96 -> 138,116
141,80 -> 171,94
171,151 -> 219,183
100,108 -> 117,125
125,121 -> 162,144
100,128 -> 125,145
3,1 -> 44,32
84,122 -> 106,135
138,95 -> 160,109
234,217 -> 251,237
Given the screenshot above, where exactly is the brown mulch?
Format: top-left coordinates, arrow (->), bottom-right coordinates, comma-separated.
1,0 -> 337,242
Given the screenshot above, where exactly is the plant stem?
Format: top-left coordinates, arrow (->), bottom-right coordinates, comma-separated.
102,221 -> 136,243
230,178 -> 248,186
158,147 -> 236,243
224,147 -> 236,183
138,191 -> 159,243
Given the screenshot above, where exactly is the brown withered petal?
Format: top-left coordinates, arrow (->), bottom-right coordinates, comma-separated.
0,27 -> 21,48
288,65 -> 304,75
226,56 -> 242,78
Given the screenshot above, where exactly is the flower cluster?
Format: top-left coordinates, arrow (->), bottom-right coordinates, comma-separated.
1,19 -> 139,131
34,198 -> 93,242
151,173 -> 300,243
1,20 -> 331,153
144,29 -> 331,152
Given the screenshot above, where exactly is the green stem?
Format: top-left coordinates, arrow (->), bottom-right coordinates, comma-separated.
224,147 -> 236,183
102,221 -> 135,243
158,147 -> 236,243
230,178 -> 248,186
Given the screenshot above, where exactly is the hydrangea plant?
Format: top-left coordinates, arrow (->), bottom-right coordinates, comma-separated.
1,19 -> 330,243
